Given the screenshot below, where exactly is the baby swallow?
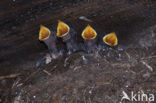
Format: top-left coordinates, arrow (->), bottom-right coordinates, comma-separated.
57,20 -> 78,54
103,32 -> 118,46
81,24 -> 97,52
39,25 -> 59,59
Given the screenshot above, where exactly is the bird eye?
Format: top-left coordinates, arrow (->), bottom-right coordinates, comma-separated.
103,32 -> 118,46
57,20 -> 70,37
39,25 -> 51,40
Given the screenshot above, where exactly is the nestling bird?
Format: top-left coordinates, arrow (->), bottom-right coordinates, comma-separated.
98,32 -> 118,51
81,24 -> 97,52
57,20 -> 79,54
39,25 -> 59,59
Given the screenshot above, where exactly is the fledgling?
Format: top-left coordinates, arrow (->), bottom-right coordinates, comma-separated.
39,25 -> 59,59
81,24 -> 97,53
57,20 -> 79,55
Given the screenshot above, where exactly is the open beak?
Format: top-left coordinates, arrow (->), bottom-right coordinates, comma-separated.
103,32 -> 118,46
57,20 -> 70,40
39,25 -> 58,59
39,25 -> 51,41
82,25 -> 97,40
81,25 -> 97,52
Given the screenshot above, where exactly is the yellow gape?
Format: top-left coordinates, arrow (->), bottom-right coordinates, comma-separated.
82,25 -> 97,40
39,25 -> 51,40
57,20 -> 70,37
103,32 -> 118,46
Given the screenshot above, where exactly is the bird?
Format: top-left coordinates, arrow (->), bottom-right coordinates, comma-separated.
39,25 -> 59,59
97,32 -> 118,51
81,24 -> 97,53
56,20 -> 79,55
